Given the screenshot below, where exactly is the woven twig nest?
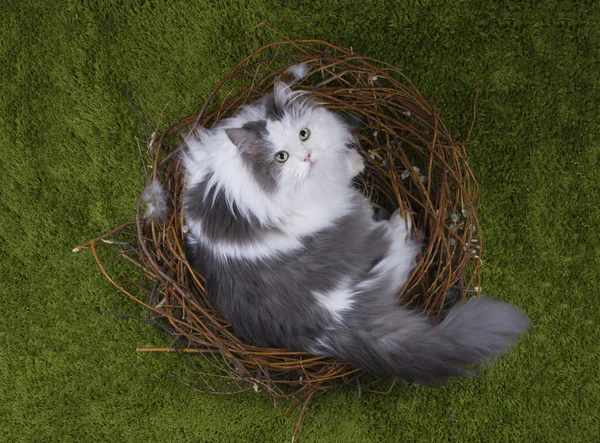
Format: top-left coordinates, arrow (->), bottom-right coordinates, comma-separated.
81,34 -> 482,417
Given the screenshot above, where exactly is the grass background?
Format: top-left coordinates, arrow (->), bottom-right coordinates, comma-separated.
2,0 -> 599,441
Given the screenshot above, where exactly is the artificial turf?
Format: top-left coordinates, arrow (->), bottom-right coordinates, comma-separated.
1,1 -> 599,441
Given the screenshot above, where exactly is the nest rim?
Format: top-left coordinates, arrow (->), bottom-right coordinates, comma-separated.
82,33 -> 483,409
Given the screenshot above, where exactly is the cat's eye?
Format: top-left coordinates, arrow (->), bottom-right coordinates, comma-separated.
275,151 -> 289,163
299,128 -> 311,141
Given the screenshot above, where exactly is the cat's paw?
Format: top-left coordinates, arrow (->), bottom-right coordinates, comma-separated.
390,209 -> 413,237
347,149 -> 365,177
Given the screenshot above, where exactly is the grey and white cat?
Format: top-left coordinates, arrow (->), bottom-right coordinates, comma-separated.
182,81 -> 530,384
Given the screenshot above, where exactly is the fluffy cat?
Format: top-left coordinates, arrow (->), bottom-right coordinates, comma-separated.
182,81 -> 531,384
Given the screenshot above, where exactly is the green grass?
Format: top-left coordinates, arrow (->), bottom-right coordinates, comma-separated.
2,1 -> 599,441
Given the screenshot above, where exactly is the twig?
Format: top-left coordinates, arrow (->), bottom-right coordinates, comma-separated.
465,87 -> 480,144
73,220 -> 135,252
98,309 -> 175,334
136,347 -> 215,354
126,88 -> 150,142
291,387 -> 318,443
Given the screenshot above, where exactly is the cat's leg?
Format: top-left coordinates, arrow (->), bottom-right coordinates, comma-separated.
346,149 -> 365,177
389,208 -> 417,241
381,209 -> 421,295
357,210 -> 420,300
364,210 -> 420,297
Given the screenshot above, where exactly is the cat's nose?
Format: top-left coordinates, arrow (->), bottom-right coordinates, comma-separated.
303,152 -> 312,162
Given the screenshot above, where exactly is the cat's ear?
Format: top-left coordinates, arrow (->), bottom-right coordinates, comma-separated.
226,128 -> 261,152
273,80 -> 293,108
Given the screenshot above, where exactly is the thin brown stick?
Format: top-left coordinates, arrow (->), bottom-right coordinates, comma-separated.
291,387 -> 318,443
465,87 -> 480,144
136,347 -> 215,354
73,220 -> 135,252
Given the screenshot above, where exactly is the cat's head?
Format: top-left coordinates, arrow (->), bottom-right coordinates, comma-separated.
224,81 -> 356,196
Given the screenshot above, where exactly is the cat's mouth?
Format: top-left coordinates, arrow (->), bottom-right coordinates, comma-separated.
303,152 -> 316,169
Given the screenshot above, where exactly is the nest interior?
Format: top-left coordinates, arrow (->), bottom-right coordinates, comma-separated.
81,36 -> 482,411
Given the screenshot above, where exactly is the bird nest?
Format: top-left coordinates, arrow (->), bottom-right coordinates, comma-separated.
78,32 -> 482,427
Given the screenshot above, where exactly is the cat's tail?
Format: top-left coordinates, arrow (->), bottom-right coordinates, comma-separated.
323,297 -> 531,384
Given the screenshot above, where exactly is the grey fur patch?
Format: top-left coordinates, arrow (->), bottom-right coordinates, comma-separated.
318,296 -> 531,384
226,120 -> 279,193
187,196 -> 391,349
261,93 -> 285,121
187,179 -> 531,383
184,173 -> 277,244
374,207 -> 392,221
242,119 -> 268,135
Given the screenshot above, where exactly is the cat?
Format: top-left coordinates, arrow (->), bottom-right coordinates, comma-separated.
182,81 -> 531,384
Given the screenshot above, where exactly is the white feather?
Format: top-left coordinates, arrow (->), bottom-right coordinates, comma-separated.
141,179 -> 169,223
286,63 -> 309,80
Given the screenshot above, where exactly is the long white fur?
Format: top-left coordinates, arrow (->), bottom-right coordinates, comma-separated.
312,277 -> 355,322
183,83 -> 359,262
185,218 -> 306,261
